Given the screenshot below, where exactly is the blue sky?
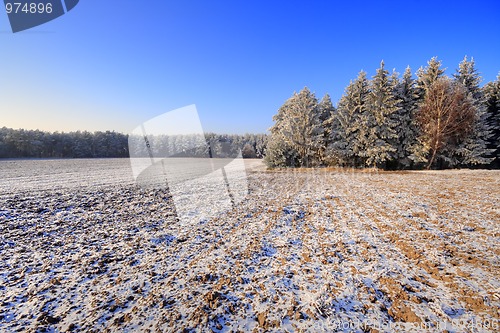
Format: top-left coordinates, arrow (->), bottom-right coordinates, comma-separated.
1,0 -> 499,134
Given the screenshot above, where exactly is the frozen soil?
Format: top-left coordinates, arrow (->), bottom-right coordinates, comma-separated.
0,160 -> 499,332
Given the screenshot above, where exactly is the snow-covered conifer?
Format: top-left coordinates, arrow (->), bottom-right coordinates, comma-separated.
452,56 -> 494,166
416,57 -> 446,101
265,87 -> 322,167
364,61 -> 400,168
329,71 -> 369,167
483,73 -> 500,168
393,67 -> 420,168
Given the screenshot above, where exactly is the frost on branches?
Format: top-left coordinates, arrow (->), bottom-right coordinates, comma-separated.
451,56 -> 495,167
265,88 -> 327,168
265,57 -> 498,170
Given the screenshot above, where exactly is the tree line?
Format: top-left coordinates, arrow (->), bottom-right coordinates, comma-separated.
0,129 -> 129,158
265,57 -> 500,169
0,127 -> 267,159
129,133 -> 267,159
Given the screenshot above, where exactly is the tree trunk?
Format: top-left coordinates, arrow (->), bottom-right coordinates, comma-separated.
427,147 -> 437,169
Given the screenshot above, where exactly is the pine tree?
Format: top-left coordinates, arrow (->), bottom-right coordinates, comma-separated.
452,56 -> 494,166
364,61 -> 400,168
329,71 -> 370,167
483,73 -> 500,168
394,66 -> 420,168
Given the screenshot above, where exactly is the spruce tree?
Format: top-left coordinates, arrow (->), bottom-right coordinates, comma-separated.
452,56 -> 494,166
265,87 -> 322,167
416,57 -> 446,101
329,71 -> 370,167
395,66 -> 420,168
265,95 -> 299,168
318,94 -> 336,163
483,74 -> 500,168
364,61 -> 400,168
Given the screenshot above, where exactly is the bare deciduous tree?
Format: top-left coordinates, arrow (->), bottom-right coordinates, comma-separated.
416,77 -> 476,169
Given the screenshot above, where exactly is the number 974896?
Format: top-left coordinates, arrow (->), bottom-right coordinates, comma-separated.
5,2 -> 53,14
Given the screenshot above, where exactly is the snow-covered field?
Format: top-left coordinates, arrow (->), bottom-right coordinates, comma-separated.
1,159 -> 499,332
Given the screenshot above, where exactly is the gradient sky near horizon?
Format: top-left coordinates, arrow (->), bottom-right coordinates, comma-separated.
1,0 -> 499,134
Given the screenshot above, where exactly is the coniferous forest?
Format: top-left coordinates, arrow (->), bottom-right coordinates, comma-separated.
0,128 -> 267,160
265,57 -> 500,169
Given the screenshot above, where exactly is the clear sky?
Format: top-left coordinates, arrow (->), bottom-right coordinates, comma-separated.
1,0 -> 499,134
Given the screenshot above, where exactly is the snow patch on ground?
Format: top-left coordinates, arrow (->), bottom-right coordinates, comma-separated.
0,160 -> 498,332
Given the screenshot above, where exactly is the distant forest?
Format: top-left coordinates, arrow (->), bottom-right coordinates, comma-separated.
0,127 -> 268,159
266,57 -> 500,169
